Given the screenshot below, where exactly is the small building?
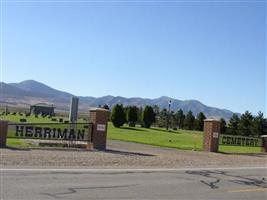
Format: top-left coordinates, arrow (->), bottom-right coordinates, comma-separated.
30,103 -> 55,116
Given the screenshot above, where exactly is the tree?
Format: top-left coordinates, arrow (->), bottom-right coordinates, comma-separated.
170,111 -> 176,130
127,106 -> 138,127
156,108 -> 168,128
153,105 -> 161,127
175,109 -> 185,129
137,107 -> 143,125
220,118 -> 227,134
111,104 -> 126,128
252,111 -> 267,136
195,112 -> 206,131
228,113 -> 240,135
184,111 -> 195,130
142,106 -> 156,128
102,104 -> 110,110
239,111 -> 254,136
153,105 -> 160,116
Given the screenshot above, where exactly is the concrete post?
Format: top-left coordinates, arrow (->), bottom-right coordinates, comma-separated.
0,120 -> 8,148
203,119 -> 221,152
89,108 -> 110,150
261,135 -> 267,153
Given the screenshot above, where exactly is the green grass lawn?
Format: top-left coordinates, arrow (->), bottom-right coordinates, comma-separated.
7,138 -> 36,148
2,114 -> 262,153
219,146 -> 261,153
108,123 -> 203,151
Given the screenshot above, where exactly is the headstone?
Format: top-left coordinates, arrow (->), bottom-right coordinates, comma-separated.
69,97 -> 79,123
5,105 -> 8,115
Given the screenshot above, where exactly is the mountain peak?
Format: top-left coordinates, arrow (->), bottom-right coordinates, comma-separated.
11,80 -> 54,91
10,80 -> 72,99
19,79 -> 40,84
158,96 -> 172,100
13,80 -> 46,87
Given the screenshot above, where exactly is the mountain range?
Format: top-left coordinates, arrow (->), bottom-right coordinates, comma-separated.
0,80 -> 236,120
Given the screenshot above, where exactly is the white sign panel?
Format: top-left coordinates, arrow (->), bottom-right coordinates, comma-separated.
97,124 -> 106,132
213,132 -> 219,138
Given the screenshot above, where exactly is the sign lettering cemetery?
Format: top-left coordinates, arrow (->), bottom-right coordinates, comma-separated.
219,134 -> 261,147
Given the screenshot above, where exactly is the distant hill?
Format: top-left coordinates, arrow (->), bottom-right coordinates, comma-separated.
0,80 -> 236,120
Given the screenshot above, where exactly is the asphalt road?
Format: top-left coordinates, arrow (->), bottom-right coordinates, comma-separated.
1,167 -> 267,200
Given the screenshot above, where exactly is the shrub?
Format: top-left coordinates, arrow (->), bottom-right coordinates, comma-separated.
20,118 -> 27,122
102,104 -> 110,110
111,104 -> 126,128
142,106 -> 156,128
127,106 -> 138,127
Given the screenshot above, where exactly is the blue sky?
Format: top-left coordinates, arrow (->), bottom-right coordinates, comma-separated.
1,0 -> 266,115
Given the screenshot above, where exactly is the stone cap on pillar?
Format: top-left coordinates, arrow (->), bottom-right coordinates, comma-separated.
204,119 -> 220,122
89,108 -> 110,112
261,135 -> 267,138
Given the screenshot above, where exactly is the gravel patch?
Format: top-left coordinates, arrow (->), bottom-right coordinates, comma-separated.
1,140 -> 266,169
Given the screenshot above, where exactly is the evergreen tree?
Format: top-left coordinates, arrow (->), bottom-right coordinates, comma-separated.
157,108 -> 168,128
220,118 -> 227,134
153,105 -> 160,116
228,113 -> 240,135
111,104 -> 126,128
175,109 -> 185,129
142,106 -> 156,128
153,105 -> 161,127
102,104 -> 110,110
127,106 -> 139,127
170,111 -> 176,130
137,107 -> 143,125
184,111 -> 195,130
195,112 -> 206,131
239,111 -> 254,136
252,111 -> 267,136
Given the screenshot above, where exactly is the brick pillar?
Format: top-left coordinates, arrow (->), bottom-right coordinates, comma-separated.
203,119 -> 221,152
0,120 -> 8,148
89,108 -> 110,150
261,135 -> 267,153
